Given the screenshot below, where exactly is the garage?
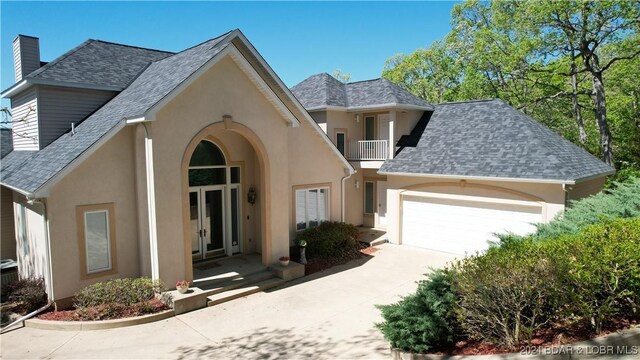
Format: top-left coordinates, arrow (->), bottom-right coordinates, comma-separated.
401,194 -> 542,255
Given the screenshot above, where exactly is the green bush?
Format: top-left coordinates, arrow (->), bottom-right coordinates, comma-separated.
74,277 -> 162,309
498,178 -> 640,243
542,218 -> 640,333
297,222 -> 360,259
376,270 -> 458,353
5,278 -> 48,313
455,217 -> 640,346
452,242 -> 563,347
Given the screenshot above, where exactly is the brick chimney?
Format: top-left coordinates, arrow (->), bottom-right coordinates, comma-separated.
13,35 -> 41,82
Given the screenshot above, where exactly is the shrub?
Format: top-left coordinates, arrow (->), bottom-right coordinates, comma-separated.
74,277 -> 162,309
542,218 -> 640,333
376,270 -> 458,353
455,217 -> 640,346
5,278 -> 48,313
497,178 -> 640,243
297,222 -> 360,259
452,242 -> 563,347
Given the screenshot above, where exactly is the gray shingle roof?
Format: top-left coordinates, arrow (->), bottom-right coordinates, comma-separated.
1,32 -> 233,194
23,40 -> 174,89
1,128 -> 13,158
379,99 -> 614,183
291,73 -> 433,110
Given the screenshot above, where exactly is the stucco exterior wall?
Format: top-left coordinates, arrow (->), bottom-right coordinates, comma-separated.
384,175 -> 567,245
47,128 -> 139,300
13,193 -> 50,293
567,176 -> 605,203
152,55 -> 348,287
1,186 -> 16,260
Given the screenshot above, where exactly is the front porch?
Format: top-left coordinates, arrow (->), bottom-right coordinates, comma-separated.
170,254 -> 304,315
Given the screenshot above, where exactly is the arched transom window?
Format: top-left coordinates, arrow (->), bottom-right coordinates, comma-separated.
188,141 -> 227,186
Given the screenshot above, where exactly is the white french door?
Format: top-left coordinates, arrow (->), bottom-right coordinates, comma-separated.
190,186 -> 226,260
189,183 -> 243,260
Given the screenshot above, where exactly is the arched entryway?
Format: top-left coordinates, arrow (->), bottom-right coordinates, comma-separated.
188,140 -> 243,260
181,120 -> 272,282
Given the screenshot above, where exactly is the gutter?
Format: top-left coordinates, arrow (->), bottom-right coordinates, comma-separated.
0,301 -> 53,334
340,168 -> 355,222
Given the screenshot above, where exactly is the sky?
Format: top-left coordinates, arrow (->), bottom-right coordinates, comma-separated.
1,1 -> 458,104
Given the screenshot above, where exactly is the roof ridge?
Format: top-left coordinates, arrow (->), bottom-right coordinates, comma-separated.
25,39 -> 95,79
91,39 -> 174,54
436,98 -> 499,105
164,30 -> 234,59
346,78 -> 382,85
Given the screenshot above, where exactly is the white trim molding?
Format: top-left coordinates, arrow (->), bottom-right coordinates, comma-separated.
377,170 -> 578,185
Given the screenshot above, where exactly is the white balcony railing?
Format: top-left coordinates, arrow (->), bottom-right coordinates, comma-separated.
349,140 -> 388,160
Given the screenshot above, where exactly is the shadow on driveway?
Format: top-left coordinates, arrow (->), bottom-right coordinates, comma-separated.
172,324 -> 388,359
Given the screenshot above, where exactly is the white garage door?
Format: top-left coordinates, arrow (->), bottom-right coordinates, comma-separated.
401,195 -> 542,255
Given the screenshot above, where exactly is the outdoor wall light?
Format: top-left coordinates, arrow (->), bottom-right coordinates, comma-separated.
355,114 -> 360,123
355,180 -> 360,189
247,186 -> 257,205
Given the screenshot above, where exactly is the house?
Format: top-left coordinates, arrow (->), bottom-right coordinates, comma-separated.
291,74 -> 614,254
0,30 -> 613,305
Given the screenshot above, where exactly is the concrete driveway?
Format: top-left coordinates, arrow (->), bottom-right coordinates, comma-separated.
1,244 -> 457,359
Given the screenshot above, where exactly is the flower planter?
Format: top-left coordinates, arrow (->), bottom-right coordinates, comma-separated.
177,286 -> 188,294
279,260 -> 290,267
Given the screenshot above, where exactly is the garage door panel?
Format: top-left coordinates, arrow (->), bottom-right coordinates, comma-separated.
401,196 -> 541,255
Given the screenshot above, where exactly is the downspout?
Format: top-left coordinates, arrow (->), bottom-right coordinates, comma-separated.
141,123 -> 160,281
26,196 -> 55,305
340,169 -> 355,222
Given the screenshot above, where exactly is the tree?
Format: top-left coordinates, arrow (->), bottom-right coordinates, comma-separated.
1,105 -> 37,142
382,0 -> 640,168
331,70 -> 351,83
524,0 -> 640,165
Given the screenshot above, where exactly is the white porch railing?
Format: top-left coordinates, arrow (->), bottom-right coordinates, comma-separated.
349,140 -> 389,160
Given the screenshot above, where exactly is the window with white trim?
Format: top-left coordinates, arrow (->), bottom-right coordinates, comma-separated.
84,209 -> 112,273
77,203 -> 117,278
295,187 -> 330,231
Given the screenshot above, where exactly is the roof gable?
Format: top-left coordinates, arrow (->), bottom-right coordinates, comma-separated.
379,99 -> 614,183
1,30 -> 353,196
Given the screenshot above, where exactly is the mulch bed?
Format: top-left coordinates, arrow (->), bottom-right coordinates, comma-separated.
431,317 -> 638,355
38,298 -> 169,321
290,243 -> 377,275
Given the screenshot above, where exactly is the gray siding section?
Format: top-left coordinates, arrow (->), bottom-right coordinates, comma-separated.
10,88 -> 39,151
14,36 -> 40,82
38,86 -> 117,148
1,186 -> 16,260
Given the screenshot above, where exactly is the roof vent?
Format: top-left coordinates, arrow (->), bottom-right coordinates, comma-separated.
13,35 -> 41,82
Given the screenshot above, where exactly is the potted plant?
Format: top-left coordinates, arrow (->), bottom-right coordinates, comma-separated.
279,256 -> 290,267
176,280 -> 190,294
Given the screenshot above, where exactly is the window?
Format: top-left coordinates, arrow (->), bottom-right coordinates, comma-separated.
295,187 -> 329,231
188,140 -> 227,186
336,132 -> 346,156
77,203 -> 116,277
365,116 -> 375,140
364,181 -> 375,214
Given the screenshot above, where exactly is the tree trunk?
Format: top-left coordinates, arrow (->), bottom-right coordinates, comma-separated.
570,61 -> 587,144
591,71 -> 614,165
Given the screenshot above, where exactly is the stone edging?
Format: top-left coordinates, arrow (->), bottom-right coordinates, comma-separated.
390,326 -> 640,359
24,309 -> 175,331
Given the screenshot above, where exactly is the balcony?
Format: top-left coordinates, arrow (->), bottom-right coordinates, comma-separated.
349,140 -> 389,161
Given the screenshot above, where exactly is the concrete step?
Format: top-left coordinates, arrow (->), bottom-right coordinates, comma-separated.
369,238 -> 388,247
207,277 -> 285,307
197,270 -> 275,295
